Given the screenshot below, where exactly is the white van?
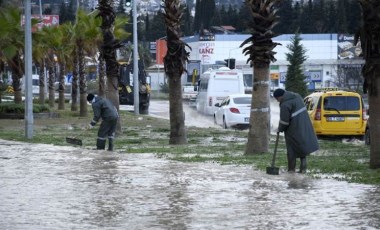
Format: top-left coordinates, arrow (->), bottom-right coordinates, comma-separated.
196,67 -> 245,115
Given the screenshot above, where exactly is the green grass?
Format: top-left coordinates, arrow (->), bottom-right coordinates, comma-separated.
0,103 -> 379,185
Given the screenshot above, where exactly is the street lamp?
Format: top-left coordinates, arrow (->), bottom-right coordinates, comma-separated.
126,0 -> 132,7
24,0 -> 33,139
132,0 -> 139,114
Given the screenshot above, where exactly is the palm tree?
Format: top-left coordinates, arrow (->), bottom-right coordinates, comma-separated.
97,1 -> 123,119
40,25 -> 60,108
57,21 -> 80,112
0,7 -> 26,104
74,9 -> 102,117
56,23 -> 75,110
356,0 -> 380,169
98,15 -> 130,97
32,30 -> 48,105
163,0 -> 190,144
241,0 -> 281,154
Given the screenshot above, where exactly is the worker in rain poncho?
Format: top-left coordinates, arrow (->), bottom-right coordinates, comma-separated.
273,89 -> 319,173
87,93 -> 119,151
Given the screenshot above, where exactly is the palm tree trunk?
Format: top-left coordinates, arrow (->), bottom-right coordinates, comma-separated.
98,55 -> 106,97
10,56 -> 23,104
369,78 -> 380,168
71,48 -> 79,111
168,74 -> 187,144
163,0 -> 189,144
48,62 -> 55,108
98,0 -> 121,132
245,65 -> 270,154
358,0 -> 380,168
58,62 -> 65,110
12,74 -> 22,104
38,62 -> 46,105
241,0 -> 281,154
78,42 -> 87,117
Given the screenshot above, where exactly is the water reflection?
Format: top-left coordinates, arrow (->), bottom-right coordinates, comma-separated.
286,174 -> 314,190
0,139 -> 379,229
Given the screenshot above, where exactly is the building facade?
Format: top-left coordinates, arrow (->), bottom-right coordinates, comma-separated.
177,33 -> 365,91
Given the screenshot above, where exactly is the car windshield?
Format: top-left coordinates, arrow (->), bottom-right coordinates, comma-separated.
233,97 -> 251,104
324,96 -> 360,111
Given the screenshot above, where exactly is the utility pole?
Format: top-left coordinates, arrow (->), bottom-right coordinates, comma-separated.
25,0 -> 33,139
132,0 -> 139,114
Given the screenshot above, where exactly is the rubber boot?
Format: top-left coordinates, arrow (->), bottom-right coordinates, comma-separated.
287,154 -> 296,172
96,139 -> 106,150
299,157 -> 307,173
108,138 -> 114,151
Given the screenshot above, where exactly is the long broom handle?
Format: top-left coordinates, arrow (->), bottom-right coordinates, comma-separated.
271,132 -> 280,167
72,126 -> 90,139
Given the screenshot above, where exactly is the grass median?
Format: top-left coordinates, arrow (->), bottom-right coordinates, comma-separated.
0,104 -> 378,185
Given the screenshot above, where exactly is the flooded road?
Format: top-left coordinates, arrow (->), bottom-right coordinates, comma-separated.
1,139 -> 379,229
139,99 -> 280,132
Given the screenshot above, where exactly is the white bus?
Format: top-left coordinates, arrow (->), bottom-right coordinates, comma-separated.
196,67 -> 245,115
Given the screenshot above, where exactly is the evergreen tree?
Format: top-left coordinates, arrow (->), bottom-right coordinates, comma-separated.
211,5 -> 221,28
43,7 -> 52,14
312,0 -> 326,33
226,4 -> 238,29
185,0 -> 194,12
60,0 -> 76,24
193,0 -> 201,33
116,0 -> 126,15
181,5 -> 193,36
299,0 -> 314,33
137,14 -> 145,41
275,0 -> 293,34
326,0 -> 337,33
70,0 -> 77,20
235,3 -> 251,33
192,0 -> 216,32
290,2 -> 301,34
204,0 -> 216,29
219,5 -> 229,26
59,1 -> 69,24
149,11 -> 166,40
336,0 -> 348,33
346,0 -> 361,34
285,32 -> 308,98
145,14 -> 150,40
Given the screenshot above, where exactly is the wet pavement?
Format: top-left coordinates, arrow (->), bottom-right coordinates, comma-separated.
1,139 -> 380,229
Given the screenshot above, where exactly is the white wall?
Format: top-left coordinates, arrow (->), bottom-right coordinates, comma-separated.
184,34 -> 344,89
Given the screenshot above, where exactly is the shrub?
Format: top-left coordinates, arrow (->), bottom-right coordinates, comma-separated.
0,103 -> 50,114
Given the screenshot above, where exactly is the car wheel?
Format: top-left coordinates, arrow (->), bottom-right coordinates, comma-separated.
223,117 -> 228,129
365,128 -> 370,145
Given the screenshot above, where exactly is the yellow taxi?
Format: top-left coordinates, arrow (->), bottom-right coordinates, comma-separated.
304,88 -> 367,137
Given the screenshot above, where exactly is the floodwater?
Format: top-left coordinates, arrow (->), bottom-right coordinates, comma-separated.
145,99 -> 280,132
1,100 -> 379,229
1,139 -> 380,229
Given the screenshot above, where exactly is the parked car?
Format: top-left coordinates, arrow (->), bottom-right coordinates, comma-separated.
182,83 -> 197,101
213,94 -> 251,129
304,88 -> 367,138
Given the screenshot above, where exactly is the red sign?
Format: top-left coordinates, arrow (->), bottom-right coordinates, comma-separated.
32,15 -> 59,29
22,15 -> 59,31
156,39 -> 167,65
